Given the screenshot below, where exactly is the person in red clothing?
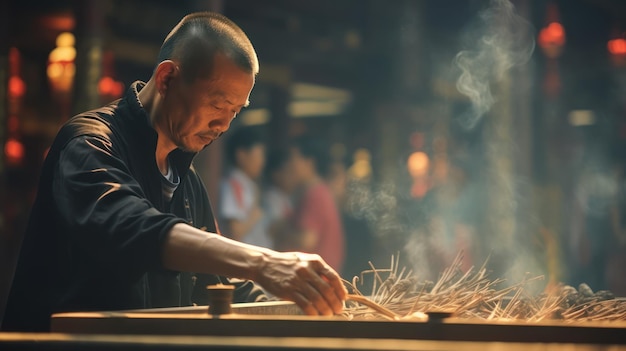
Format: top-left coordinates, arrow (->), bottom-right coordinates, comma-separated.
284,135 -> 345,272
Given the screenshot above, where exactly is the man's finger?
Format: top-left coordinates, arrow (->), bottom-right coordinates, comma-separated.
316,264 -> 348,301
298,265 -> 342,314
291,291 -> 318,316
297,279 -> 333,316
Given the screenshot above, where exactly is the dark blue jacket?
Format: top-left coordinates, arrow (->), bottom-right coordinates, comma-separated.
3,81 -> 263,331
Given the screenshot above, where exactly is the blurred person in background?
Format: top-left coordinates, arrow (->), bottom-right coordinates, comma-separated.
220,127 -> 270,248
2,12 -> 346,331
263,148 -> 296,249
285,135 -> 345,272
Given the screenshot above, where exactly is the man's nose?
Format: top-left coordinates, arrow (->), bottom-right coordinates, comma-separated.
209,115 -> 233,132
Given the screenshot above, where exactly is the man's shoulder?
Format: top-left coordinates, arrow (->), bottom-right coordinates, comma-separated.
51,100 -> 134,153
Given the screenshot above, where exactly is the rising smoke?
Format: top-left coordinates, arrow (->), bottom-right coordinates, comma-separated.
454,0 -> 535,129
454,0 -> 540,284
345,0 -> 540,283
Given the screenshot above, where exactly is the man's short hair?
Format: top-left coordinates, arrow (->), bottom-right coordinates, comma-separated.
157,12 -> 259,82
226,127 -> 265,166
291,135 -> 331,178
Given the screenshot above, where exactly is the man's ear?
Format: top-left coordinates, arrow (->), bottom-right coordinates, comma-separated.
154,60 -> 180,97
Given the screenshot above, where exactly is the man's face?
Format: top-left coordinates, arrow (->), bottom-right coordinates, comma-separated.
161,54 -> 255,153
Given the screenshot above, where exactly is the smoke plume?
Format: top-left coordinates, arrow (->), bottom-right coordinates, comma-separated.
455,0 -> 535,128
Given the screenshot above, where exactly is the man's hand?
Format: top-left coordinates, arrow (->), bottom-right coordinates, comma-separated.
254,252 -> 347,316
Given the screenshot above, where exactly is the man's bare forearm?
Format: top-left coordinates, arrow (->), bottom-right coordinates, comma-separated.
161,223 -> 273,281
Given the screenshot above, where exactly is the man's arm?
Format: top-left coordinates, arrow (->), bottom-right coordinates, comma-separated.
162,223 -> 346,316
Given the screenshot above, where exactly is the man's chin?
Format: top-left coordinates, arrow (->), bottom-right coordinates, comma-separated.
178,134 -> 221,152
178,142 -> 211,153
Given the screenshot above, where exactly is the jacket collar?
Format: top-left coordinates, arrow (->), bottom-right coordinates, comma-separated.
124,81 -> 197,180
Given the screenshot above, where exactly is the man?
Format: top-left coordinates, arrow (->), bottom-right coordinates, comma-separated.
220,127 -> 270,248
2,12 -> 345,332
286,135 -> 345,272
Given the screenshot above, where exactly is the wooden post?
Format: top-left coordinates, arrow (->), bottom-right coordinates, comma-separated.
71,0 -> 104,115
0,0 -> 11,325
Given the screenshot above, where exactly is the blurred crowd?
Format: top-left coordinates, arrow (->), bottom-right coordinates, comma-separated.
216,127 -> 373,279
218,125 -> 626,296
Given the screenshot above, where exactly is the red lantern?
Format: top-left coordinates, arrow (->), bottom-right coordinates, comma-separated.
8,48 -> 26,99
98,51 -> 125,99
607,27 -> 626,67
5,138 -> 25,166
539,3 -> 564,98
538,22 -> 566,59
608,39 -> 626,56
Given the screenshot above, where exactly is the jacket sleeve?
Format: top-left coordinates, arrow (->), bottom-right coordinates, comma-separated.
53,135 -> 185,282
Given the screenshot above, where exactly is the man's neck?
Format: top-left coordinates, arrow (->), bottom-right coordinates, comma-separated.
137,78 -> 176,175
155,135 -> 176,175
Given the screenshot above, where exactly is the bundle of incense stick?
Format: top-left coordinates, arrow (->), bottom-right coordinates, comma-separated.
342,253 -> 626,322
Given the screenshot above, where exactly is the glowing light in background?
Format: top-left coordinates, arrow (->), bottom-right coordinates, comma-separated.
538,22 -> 566,59
97,76 -> 124,97
568,110 -> 596,127
47,32 -> 76,92
407,151 -> 430,198
540,22 -> 565,46
608,38 -> 626,56
7,48 -> 25,168
8,48 -> 26,99
4,138 -> 25,165
98,51 -> 125,98
8,76 -> 26,99
348,148 -> 372,180
52,32 -> 76,59
407,151 -> 429,178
